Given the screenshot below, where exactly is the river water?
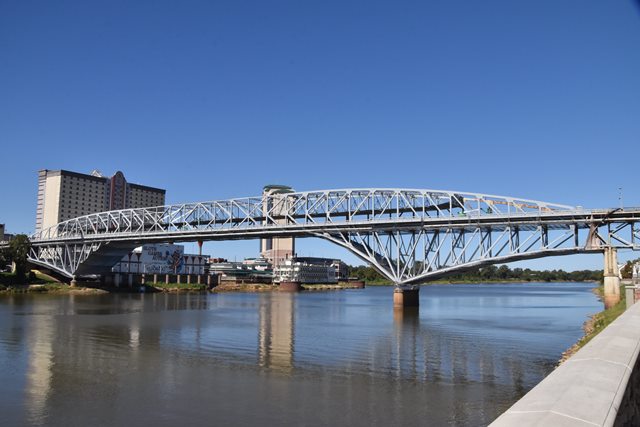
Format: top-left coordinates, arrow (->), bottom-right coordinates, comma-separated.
0,283 -> 601,427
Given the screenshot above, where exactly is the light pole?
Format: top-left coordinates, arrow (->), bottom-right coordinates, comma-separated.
618,187 -> 623,210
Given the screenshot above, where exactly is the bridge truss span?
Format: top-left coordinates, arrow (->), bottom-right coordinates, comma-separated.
24,188 -> 640,282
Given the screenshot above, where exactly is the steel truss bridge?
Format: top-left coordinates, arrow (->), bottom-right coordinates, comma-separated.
21,188 -> 640,285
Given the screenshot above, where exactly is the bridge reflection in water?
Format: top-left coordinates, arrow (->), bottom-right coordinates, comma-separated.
0,284 -> 601,426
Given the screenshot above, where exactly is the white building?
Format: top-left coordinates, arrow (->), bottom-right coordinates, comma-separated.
112,244 -> 207,275
331,259 -> 349,281
208,258 -> 273,282
242,257 -> 272,271
36,169 -> 165,233
273,257 -> 338,284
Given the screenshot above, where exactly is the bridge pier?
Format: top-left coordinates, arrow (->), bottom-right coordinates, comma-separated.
393,286 -> 420,309
604,247 -> 621,308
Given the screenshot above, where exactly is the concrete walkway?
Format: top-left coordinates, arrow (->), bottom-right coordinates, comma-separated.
490,301 -> 640,426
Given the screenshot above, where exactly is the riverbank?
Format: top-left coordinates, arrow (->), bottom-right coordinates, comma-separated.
0,279 -> 366,295
211,282 -> 365,293
0,283 -> 108,295
212,283 -> 277,292
559,284 -> 626,364
0,271 -> 107,295
146,282 -> 209,292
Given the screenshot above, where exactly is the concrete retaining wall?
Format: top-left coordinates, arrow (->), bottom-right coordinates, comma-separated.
490,301 -> 640,426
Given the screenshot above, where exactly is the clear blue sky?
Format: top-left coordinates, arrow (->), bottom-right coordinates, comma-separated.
1,1 -> 639,269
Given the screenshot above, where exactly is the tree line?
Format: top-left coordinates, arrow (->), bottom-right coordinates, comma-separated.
0,234 -> 31,283
621,258 -> 640,279
348,263 -> 603,283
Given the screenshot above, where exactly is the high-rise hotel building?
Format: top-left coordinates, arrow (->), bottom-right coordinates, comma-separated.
35,169 -> 166,233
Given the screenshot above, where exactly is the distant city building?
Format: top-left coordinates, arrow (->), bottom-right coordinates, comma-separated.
242,257 -> 272,272
332,259 -> 349,281
0,224 -> 14,242
112,244 -> 207,275
260,185 -> 295,267
36,169 -> 166,232
208,257 -> 273,282
273,257 -> 344,284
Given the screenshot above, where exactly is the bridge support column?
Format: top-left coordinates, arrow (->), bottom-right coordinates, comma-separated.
604,247 -> 621,309
393,286 -> 419,309
70,276 -> 77,287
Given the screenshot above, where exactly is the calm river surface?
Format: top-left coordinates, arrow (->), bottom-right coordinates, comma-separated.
0,283 -> 601,427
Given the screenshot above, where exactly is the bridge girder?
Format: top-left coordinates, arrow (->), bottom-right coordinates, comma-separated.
19,188 -> 640,281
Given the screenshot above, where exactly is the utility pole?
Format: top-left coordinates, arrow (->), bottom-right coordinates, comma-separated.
619,187 -> 623,209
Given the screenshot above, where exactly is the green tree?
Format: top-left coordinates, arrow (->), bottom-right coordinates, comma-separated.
8,234 -> 31,282
620,259 -> 639,279
0,246 -> 8,269
497,265 -> 510,280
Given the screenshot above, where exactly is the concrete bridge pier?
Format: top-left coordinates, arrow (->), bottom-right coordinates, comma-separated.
604,247 -> 621,308
393,286 -> 420,309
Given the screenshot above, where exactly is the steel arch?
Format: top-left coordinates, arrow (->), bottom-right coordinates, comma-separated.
18,188 -> 640,282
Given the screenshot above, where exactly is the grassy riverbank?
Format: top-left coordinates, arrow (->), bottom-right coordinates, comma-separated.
560,284 -> 626,363
0,272 -> 106,295
302,283 -> 364,291
147,282 -> 208,292
212,283 -> 277,292
0,270 -> 57,286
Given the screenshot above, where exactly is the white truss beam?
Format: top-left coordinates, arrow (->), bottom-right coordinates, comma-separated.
16,188 -> 640,280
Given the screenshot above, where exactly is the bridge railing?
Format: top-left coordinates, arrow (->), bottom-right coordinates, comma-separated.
30,189 -> 575,243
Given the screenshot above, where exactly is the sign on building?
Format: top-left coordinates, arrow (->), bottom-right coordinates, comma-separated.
113,244 -> 185,274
